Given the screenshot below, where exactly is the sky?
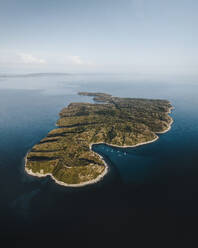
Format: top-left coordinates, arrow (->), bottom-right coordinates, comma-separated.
0,0 -> 198,79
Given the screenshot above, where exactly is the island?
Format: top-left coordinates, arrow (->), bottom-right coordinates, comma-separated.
25,92 -> 173,187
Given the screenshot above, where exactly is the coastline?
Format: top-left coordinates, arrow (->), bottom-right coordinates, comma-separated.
156,118 -> 174,134
24,152 -> 109,188
89,107 -> 174,149
24,105 -> 174,187
89,135 -> 159,150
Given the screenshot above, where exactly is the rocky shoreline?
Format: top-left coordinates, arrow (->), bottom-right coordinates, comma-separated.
25,112 -> 173,187
25,92 -> 174,187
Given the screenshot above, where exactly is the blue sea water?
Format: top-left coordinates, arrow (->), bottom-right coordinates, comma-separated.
0,74 -> 198,245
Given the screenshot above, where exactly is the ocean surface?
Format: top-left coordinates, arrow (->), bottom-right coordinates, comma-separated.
0,74 -> 198,246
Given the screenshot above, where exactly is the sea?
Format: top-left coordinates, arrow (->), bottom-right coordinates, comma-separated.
0,74 -> 198,246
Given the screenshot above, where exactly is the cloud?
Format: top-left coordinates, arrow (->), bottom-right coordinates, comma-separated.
68,56 -> 92,66
0,51 -> 46,65
18,53 -> 46,64
0,50 -> 93,71
69,56 -> 83,65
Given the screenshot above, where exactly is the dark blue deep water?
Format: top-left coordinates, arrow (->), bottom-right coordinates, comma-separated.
0,74 -> 198,246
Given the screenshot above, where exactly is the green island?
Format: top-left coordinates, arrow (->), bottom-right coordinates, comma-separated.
25,92 -> 173,187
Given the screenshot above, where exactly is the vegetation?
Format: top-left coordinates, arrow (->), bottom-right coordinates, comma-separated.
26,92 -> 173,185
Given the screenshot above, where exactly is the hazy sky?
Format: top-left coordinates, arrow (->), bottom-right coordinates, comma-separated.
0,0 -> 197,78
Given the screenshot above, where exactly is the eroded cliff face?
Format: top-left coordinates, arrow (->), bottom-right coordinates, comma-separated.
25,92 -> 173,186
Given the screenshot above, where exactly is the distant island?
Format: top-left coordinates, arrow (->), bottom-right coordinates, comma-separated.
0,72 -> 71,78
25,92 -> 173,187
